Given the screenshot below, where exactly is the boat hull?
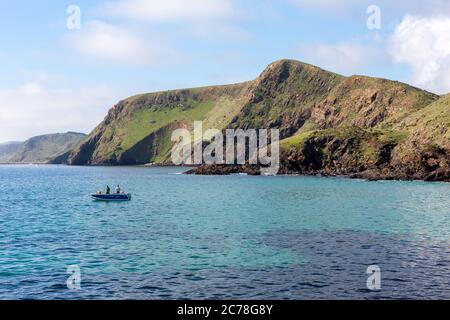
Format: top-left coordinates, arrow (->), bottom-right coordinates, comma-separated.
91,193 -> 132,201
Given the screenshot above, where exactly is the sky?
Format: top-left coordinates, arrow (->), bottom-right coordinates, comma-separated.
1,0 -> 450,142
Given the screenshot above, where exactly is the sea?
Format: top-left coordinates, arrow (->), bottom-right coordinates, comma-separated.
0,165 -> 449,299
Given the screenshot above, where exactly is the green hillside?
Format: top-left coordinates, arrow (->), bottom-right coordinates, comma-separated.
66,83 -> 250,165
0,141 -> 22,163
56,60 -> 449,181
8,132 -> 86,163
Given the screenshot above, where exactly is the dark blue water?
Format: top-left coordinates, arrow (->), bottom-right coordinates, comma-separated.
0,165 -> 449,299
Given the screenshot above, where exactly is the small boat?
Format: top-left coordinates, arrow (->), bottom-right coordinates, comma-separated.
91,193 -> 132,201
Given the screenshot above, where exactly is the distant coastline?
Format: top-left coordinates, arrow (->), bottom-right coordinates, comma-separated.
4,60 -> 449,183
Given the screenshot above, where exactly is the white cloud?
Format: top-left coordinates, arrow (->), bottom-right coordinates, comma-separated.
66,1 -> 247,65
19,82 -> 42,95
287,0 -> 357,9
100,0 -> 246,40
296,43 -> 374,75
287,0 -> 450,12
103,0 -> 236,22
0,75 -> 123,142
67,20 -> 180,65
389,15 -> 450,94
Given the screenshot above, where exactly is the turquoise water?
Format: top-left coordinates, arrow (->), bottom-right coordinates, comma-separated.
0,165 -> 449,299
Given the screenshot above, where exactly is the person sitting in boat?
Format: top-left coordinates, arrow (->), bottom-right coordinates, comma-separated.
116,185 -> 121,194
106,185 -> 111,194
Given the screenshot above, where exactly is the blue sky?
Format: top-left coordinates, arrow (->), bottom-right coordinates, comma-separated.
1,0 -> 450,142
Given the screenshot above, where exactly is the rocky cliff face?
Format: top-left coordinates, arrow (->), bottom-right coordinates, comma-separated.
277,127 -> 449,181
57,59 -> 449,181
